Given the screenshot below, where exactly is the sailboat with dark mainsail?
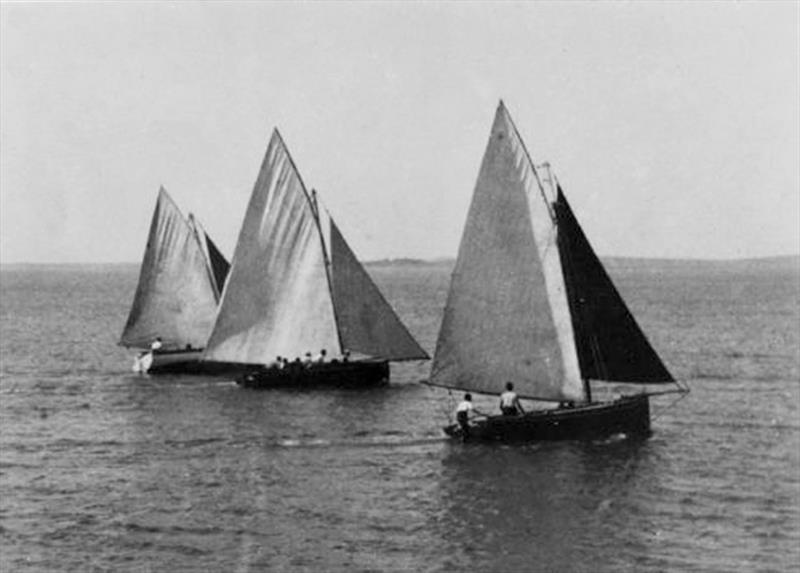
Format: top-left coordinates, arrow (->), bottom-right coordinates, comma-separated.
428,102 -> 688,442
120,187 -> 230,373
202,129 -> 429,388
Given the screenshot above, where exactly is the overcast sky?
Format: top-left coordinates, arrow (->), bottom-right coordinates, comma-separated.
1,2 -> 798,263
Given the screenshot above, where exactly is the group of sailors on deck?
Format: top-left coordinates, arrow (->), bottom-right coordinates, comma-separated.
455,381 -> 524,440
262,349 -> 352,372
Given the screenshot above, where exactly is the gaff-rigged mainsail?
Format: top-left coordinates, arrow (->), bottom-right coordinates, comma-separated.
430,102 -> 584,402
203,129 -> 427,365
204,131 -> 340,364
120,187 -> 225,350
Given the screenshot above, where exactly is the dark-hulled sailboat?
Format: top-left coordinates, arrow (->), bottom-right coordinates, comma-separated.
428,102 -> 687,442
203,129 -> 429,388
120,187 -> 230,373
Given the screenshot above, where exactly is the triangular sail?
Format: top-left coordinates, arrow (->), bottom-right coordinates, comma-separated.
555,187 -> 674,383
430,103 -> 584,402
329,218 -> 430,361
203,130 -> 340,364
120,188 -> 221,350
189,214 -> 230,298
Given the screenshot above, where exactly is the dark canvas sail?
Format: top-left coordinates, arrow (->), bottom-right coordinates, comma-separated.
205,234 -> 229,295
188,214 -> 230,300
120,188 -> 221,350
555,187 -> 674,383
329,219 -> 429,361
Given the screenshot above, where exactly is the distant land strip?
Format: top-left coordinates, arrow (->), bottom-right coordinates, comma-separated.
1,255 -> 798,274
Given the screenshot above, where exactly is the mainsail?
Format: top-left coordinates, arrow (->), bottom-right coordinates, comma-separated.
204,130 -> 339,364
430,102 -> 584,402
204,129 -> 427,365
431,101 -> 675,402
120,188 -> 225,350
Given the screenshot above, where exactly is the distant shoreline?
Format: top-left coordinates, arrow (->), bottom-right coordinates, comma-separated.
1,254 -> 798,271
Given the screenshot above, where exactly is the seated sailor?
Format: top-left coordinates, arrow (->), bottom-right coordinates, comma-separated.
315,349 -> 327,364
499,382 -> 524,416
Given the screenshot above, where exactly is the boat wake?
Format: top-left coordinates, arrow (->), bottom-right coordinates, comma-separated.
275,433 -> 447,450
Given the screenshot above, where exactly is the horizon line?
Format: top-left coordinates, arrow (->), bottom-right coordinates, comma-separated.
1,253 -> 799,267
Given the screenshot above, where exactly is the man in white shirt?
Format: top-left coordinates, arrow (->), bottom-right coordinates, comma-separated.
456,393 -> 479,441
150,337 -> 163,352
499,382 -> 524,416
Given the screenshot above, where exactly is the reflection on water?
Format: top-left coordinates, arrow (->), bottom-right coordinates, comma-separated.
434,439 -> 661,572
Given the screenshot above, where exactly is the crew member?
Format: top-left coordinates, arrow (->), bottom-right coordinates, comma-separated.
499,382 -> 524,416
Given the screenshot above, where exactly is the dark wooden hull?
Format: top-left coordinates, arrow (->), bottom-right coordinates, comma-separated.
444,394 -> 651,443
141,350 -> 247,376
237,360 -> 390,389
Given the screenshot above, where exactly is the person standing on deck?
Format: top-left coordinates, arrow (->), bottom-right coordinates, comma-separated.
455,394 -> 482,442
499,382 -> 524,416
150,337 -> 163,352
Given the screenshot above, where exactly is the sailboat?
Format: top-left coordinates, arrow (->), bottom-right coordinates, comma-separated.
202,129 -> 429,388
120,187 -> 230,373
428,102 -> 688,442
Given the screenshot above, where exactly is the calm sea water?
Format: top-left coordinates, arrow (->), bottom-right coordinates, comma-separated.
1,260 -> 798,572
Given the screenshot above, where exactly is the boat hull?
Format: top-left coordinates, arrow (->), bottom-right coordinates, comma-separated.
444,394 -> 651,442
237,360 -> 390,389
133,349 -> 204,374
134,350 -> 246,376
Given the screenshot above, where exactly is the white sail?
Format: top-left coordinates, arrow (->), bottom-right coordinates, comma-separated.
328,216 -> 430,361
203,130 -> 340,364
430,102 -> 584,402
120,188 -> 221,350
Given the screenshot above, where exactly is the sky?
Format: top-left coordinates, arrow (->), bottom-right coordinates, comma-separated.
1,2 -> 798,263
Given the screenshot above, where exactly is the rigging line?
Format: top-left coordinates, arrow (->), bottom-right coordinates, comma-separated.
650,390 -> 690,422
